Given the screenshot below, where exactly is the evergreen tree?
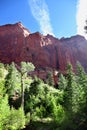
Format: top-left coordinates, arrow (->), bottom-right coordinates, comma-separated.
58,73 -> 67,90
0,63 -> 6,79
76,62 -> 87,128
0,94 -> 10,130
46,71 -> 54,86
5,62 -> 20,96
20,62 -> 35,110
61,62 -> 87,129
62,63 -> 79,129
0,63 -> 6,95
63,63 -> 74,111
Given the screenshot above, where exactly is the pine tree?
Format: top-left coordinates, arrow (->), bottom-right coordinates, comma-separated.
46,71 -> 54,86
20,62 -> 35,110
63,63 -> 74,111
5,62 -> 20,96
62,63 -> 79,129
58,73 -> 67,90
0,63 -> 5,79
76,62 -> 87,127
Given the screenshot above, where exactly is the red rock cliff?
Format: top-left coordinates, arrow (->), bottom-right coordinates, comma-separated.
0,22 -> 87,72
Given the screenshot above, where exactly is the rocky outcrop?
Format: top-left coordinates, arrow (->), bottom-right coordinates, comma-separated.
0,22 -> 87,72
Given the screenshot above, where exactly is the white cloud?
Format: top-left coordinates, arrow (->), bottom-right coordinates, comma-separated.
28,0 -> 54,36
76,0 -> 87,39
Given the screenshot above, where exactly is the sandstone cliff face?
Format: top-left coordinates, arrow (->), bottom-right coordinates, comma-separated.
0,22 -> 30,63
0,22 -> 87,72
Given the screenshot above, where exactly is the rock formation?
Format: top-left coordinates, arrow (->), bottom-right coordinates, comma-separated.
0,22 -> 87,73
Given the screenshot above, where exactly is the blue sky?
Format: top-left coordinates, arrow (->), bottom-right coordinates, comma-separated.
0,0 -> 87,38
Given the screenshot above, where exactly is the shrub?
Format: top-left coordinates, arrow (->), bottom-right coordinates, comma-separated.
7,107 -> 25,130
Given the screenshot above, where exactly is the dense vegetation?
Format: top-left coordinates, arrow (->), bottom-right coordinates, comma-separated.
0,61 -> 87,130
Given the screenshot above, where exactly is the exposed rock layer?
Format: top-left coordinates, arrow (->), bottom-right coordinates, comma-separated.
0,22 -> 87,72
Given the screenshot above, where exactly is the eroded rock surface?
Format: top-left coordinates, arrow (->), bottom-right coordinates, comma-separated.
0,22 -> 87,72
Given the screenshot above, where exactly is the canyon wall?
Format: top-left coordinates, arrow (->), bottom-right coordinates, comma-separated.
0,22 -> 87,72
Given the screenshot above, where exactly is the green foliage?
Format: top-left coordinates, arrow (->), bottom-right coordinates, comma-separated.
24,76 -> 64,125
75,62 -> 87,125
0,62 -> 35,129
25,112 -> 30,125
6,107 -> 25,130
21,61 -> 35,74
46,71 -> 54,86
59,62 -> 87,129
0,63 -> 6,79
24,77 -> 45,114
0,95 -> 10,130
63,63 -> 75,111
0,76 -> 25,130
0,67 -> 10,130
20,62 -> 35,110
58,73 -> 67,90
1,61 -> 87,130
0,80 -> 5,96
0,106 -> 25,130
5,62 -> 21,96
53,104 -> 65,124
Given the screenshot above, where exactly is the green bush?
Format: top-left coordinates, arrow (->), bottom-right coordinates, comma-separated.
53,104 -> 65,124
6,107 -> 25,130
25,112 -> 30,125
0,95 -> 10,130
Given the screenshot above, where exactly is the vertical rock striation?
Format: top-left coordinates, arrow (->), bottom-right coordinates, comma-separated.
0,22 -> 87,72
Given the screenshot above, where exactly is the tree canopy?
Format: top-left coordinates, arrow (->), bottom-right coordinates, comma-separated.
0,61 -> 87,130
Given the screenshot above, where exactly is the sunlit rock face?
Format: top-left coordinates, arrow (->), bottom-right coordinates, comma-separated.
0,22 -> 87,72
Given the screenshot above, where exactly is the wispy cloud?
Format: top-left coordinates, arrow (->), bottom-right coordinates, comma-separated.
76,0 -> 87,39
28,0 -> 54,36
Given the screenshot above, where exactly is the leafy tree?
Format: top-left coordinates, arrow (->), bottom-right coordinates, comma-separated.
21,62 -> 35,73
0,62 -> 26,130
0,63 -> 6,79
18,62 -> 35,110
0,74 -> 10,130
2,60 -> 87,130
0,95 -> 10,130
24,76 -> 65,124
24,77 -> 45,116
5,62 -> 20,96
0,96 -> 25,130
6,107 -> 25,130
